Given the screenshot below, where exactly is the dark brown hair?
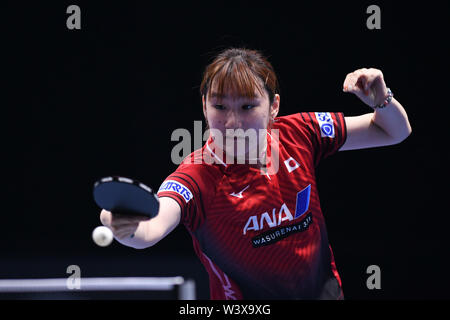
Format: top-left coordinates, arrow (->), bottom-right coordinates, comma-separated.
200,48 -> 279,105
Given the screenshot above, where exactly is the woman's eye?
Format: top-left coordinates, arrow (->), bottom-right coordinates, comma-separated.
214,105 -> 225,110
242,105 -> 255,110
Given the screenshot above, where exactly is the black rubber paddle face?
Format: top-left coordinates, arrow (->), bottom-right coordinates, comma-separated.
93,177 -> 159,218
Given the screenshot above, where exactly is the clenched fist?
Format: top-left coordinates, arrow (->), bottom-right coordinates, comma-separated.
343,68 -> 390,108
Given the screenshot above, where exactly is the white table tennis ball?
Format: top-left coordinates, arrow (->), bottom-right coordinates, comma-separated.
92,226 -> 113,247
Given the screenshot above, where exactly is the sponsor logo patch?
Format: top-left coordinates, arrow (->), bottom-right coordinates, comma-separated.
158,180 -> 193,203
315,112 -> 335,138
243,185 -> 313,247
251,213 -> 313,248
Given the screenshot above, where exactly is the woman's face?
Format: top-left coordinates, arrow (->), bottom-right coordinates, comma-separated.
202,83 -> 280,161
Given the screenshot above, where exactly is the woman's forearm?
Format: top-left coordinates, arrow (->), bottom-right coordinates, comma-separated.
371,97 -> 412,143
113,220 -> 160,249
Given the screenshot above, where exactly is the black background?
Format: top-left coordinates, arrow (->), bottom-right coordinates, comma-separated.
2,0 -> 449,300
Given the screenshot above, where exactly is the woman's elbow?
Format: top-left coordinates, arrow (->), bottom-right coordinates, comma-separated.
394,123 -> 412,145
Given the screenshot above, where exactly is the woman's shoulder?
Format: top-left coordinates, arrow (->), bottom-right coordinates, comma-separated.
273,112 -> 310,126
272,113 -> 311,140
175,150 -> 224,185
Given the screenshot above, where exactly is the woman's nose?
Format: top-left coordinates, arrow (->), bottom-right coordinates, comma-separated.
224,110 -> 242,129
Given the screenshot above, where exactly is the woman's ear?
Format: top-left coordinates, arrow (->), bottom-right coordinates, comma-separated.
202,95 -> 210,129
270,94 -> 280,120
202,95 -> 207,118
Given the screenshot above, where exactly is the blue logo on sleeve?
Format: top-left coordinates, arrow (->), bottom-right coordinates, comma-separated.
315,112 -> 335,138
158,180 -> 193,203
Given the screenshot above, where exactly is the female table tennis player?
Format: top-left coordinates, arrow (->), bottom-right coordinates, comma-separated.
100,48 -> 411,299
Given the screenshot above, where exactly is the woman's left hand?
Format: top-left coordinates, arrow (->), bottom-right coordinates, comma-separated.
343,68 -> 389,108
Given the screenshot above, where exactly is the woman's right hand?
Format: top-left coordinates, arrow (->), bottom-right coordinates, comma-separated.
98,197 -> 181,249
99,209 -> 149,239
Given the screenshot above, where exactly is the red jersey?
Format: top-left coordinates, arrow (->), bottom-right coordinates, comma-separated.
157,112 -> 347,299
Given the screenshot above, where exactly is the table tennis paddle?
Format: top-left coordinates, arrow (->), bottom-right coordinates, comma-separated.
93,176 -> 160,218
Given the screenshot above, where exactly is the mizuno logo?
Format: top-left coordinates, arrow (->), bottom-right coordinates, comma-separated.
230,185 -> 250,198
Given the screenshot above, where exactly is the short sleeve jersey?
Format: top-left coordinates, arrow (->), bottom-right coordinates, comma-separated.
157,112 -> 347,299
